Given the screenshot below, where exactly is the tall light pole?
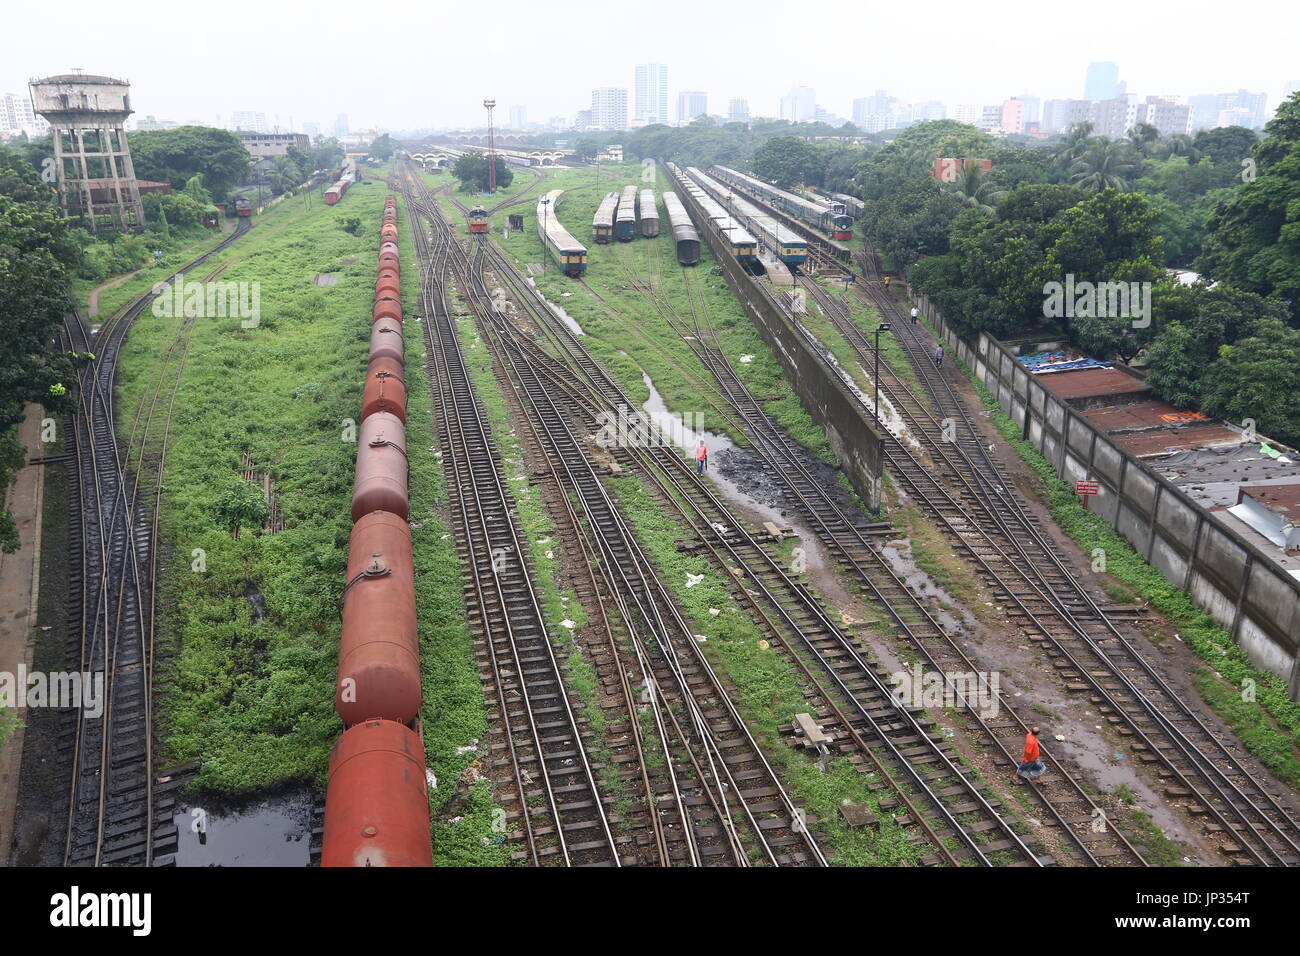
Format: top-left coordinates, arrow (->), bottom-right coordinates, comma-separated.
874,322 -> 891,424
540,196 -> 550,274
483,98 -> 497,194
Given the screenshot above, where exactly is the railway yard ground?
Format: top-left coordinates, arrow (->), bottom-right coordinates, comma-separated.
4,158 -> 1299,881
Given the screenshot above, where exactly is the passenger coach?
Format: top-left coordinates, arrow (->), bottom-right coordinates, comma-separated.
538,189 -> 588,276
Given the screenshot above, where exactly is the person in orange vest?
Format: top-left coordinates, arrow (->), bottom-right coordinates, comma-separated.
695,440 -> 708,474
1018,725 -> 1046,781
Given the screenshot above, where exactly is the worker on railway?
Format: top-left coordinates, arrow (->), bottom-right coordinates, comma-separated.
1018,726 -> 1046,781
910,306 -> 919,324
933,345 -> 944,368
695,440 -> 709,474
883,275 -> 891,288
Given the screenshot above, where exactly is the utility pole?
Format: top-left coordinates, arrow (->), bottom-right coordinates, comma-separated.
874,322 -> 891,423
484,98 -> 497,195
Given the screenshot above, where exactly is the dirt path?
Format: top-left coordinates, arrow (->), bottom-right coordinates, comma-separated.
86,268 -> 145,318
0,405 -> 48,865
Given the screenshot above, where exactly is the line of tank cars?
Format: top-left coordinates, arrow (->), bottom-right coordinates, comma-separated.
708,165 -> 853,241
321,194 -> 434,868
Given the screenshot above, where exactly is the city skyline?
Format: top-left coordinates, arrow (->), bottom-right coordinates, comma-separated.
2,0 -> 1296,134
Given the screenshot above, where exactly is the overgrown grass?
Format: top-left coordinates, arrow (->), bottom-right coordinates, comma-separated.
606,474 -> 926,865
114,174 -> 506,862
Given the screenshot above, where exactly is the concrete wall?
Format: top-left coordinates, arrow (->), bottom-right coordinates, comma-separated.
915,292 -> 1300,700
675,181 -> 884,511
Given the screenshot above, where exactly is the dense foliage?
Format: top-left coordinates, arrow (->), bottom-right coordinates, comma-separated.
450,153 -> 514,192
0,150 -> 85,550
858,94 -> 1300,442
129,126 -> 250,201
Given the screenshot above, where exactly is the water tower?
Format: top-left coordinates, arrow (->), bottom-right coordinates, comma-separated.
28,72 -> 145,232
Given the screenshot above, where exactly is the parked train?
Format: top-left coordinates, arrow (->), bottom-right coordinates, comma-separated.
615,184 -> 638,241
666,163 -> 759,268
685,166 -> 807,266
593,191 -> 619,243
661,191 -> 700,265
234,197 -> 253,217
322,194 -> 433,868
710,165 -> 853,240
469,204 -> 489,234
537,189 -> 588,276
638,188 -> 659,238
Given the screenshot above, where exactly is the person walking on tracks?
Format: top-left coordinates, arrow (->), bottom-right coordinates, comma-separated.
1018,726 -> 1046,781
910,306 -> 919,324
933,345 -> 944,368
695,440 -> 709,474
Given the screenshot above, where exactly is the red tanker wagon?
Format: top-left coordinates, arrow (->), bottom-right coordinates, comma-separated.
321,719 -> 433,867
370,317 -> 405,367
373,293 -> 402,323
351,411 -> 409,522
336,511 -> 421,725
361,367 -> 407,423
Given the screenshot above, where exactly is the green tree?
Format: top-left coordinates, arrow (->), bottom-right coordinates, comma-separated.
752,136 -> 819,187
129,126 -> 250,202
1069,138 -> 1138,192
1193,126 -> 1258,169
369,134 -> 396,161
0,184 -> 86,551
1199,92 -> 1300,316
450,153 -> 513,192
1199,319 -> 1300,445
213,478 -> 269,539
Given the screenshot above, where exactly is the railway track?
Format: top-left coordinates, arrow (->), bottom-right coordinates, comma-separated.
786,240 -> 1300,865
402,163 -> 826,865
445,211 -> 1058,866
399,170 -> 623,866
59,219 -> 251,866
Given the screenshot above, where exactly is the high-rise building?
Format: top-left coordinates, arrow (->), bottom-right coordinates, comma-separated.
634,63 -> 669,125
1084,61 -> 1120,100
1000,99 -> 1026,135
303,121 -> 321,140
728,98 -> 750,121
913,101 -> 947,123
954,104 -> 983,127
1188,90 -> 1268,130
677,91 -> 708,124
509,106 -> 527,129
0,91 -> 48,138
1017,96 -> 1041,127
1041,98 -> 1091,134
334,113 -> 349,137
780,86 -> 816,123
1135,96 -> 1192,137
979,105 -> 1003,132
1091,95 -> 1136,139
231,111 -> 268,133
590,88 -> 628,131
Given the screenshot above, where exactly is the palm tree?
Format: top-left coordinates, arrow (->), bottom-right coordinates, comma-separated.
1126,122 -> 1160,158
1158,133 -> 1202,163
1053,122 -> 1095,173
946,162 -> 1002,212
1069,139 -> 1137,192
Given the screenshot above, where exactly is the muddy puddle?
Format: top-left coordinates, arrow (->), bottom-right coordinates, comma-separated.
171,786 -> 315,867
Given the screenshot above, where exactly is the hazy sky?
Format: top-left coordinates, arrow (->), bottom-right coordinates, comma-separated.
6,0 -> 1298,132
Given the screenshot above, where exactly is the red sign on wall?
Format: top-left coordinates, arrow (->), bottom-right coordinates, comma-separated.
1075,480 -> 1100,495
